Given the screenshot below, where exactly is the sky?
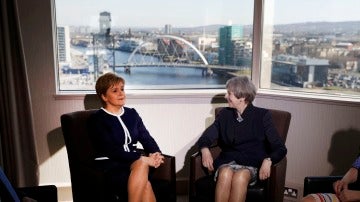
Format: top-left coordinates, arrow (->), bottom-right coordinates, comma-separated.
55,0 -> 253,27
55,0 -> 360,28
272,0 -> 360,24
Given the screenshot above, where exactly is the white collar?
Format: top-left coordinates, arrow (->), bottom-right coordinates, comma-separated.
101,106 -> 125,116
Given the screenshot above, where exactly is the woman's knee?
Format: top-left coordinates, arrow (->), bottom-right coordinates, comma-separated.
232,169 -> 251,184
300,195 -> 317,202
217,166 -> 234,181
145,181 -> 153,190
131,158 -> 149,172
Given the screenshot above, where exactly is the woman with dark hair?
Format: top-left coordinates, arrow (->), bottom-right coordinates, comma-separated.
197,76 -> 287,202
88,72 -> 164,202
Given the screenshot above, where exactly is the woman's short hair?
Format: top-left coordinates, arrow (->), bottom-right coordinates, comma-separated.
95,72 -> 125,106
226,76 -> 257,103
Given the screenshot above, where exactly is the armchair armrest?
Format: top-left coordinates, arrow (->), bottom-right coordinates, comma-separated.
303,176 -> 343,196
151,154 -> 176,183
151,154 -> 176,202
304,176 -> 360,196
189,145 -> 221,197
16,185 -> 57,202
189,150 -> 203,198
268,157 -> 287,202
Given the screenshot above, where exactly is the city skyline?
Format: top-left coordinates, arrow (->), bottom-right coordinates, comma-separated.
56,0 -> 360,28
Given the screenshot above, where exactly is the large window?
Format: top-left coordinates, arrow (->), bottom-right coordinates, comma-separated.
55,0 -> 254,91
261,0 -> 360,98
55,0 -> 360,101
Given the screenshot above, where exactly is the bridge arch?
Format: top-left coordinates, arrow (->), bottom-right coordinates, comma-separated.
127,35 -> 209,65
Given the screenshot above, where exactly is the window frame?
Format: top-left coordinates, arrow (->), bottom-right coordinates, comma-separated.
53,0 -> 360,104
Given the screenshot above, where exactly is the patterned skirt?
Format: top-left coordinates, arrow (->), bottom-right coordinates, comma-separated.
307,193 -> 340,202
214,161 -> 258,186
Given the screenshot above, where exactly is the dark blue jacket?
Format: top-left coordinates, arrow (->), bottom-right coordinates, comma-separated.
197,105 -> 287,169
88,107 -> 161,166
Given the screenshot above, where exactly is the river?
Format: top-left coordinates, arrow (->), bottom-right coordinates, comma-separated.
74,46 -> 231,89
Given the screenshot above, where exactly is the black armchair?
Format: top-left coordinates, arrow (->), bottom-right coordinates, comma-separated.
60,109 -> 176,202
189,107 -> 291,202
0,167 -> 57,202
303,176 -> 342,196
303,176 -> 360,197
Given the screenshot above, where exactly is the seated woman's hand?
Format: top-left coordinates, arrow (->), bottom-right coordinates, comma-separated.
149,152 -> 164,168
201,147 -> 214,172
337,189 -> 360,202
141,155 -> 160,168
333,180 -> 348,195
259,158 -> 272,180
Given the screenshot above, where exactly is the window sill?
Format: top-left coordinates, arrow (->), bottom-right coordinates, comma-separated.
54,89 -> 226,100
257,89 -> 360,107
54,88 -> 360,107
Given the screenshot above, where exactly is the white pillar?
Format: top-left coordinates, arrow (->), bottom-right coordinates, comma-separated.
308,65 -> 315,82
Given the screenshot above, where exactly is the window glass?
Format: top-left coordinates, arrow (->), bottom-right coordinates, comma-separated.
262,0 -> 360,97
55,0 -> 254,91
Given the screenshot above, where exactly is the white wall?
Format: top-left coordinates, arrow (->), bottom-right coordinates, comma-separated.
17,0 -> 360,200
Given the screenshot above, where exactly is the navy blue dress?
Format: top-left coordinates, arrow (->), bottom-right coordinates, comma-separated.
88,107 -> 161,194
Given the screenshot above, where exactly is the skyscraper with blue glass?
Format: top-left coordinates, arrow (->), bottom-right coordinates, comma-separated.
218,25 -> 243,65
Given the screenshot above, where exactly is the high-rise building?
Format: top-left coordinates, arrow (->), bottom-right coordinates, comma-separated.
272,55 -> 329,87
218,25 -> 243,65
57,26 -> 71,63
164,24 -> 172,35
99,11 -> 111,35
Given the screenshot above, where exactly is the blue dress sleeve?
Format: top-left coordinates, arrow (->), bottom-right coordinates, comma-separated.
197,115 -> 220,149
352,156 -> 360,169
263,111 -> 287,164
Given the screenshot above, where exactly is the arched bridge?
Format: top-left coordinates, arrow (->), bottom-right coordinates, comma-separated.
111,35 -> 241,76
128,35 -> 209,66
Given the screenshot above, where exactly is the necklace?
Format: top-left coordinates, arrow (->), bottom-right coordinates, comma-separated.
236,111 -> 243,123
